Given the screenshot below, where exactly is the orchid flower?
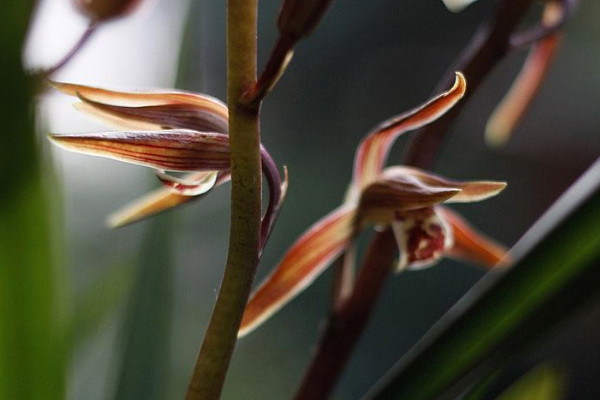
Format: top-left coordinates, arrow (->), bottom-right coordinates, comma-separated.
239,72 -> 508,336
49,82 -> 287,249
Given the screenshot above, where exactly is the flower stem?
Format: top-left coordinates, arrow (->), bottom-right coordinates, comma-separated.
185,1 -> 260,399
294,229 -> 397,400
40,22 -> 97,78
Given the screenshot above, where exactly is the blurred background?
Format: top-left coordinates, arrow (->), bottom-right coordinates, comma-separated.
22,0 -> 600,398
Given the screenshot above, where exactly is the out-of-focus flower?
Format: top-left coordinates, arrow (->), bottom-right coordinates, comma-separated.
49,82 -> 286,248
485,1 -> 565,146
441,0 -> 480,13
73,0 -> 144,22
239,72 -> 508,336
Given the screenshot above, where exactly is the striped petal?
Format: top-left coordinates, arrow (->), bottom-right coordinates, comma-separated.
393,207 -> 452,272
383,166 -> 507,203
352,72 -> 466,193
50,81 -> 228,118
49,129 -> 231,172
485,2 -> 563,146
239,205 -> 357,337
440,207 -> 508,268
76,94 -> 229,134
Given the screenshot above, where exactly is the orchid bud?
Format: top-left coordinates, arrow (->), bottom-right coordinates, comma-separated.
278,0 -> 334,40
73,0 -> 143,22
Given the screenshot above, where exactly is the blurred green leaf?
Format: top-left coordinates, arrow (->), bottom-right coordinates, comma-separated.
0,2 -> 67,400
365,159 -> 600,400
72,260 -> 135,345
494,364 -> 563,400
114,214 -> 174,400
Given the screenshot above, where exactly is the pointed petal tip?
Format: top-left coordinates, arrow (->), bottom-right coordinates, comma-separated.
452,71 -> 467,97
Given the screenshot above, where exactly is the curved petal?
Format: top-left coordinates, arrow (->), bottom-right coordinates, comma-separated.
393,207 -> 452,272
76,94 -> 229,134
239,205 -> 357,337
383,166 -> 507,203
352,72 -> 466,193
49,129 -> 231,172
485,2 -> 562,147
439,207 -> 508,268
107,172 -> 231,228
49,80 -> 228,120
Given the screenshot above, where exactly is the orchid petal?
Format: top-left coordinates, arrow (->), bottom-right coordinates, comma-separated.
358,172 -> 461,225
353,72 -> 466,193
49,130 -> 231,172
441,0 -> 480,13
49,80 -> 228,120
74,101 -> 161,131
107,172 -> 232,228
393,207 -> 452,272
440,207 -> 508,268
383,166 -> 507,203
155,170 -> 219,196
77,94 -> 229,134
239,205 -> 357,337
485,2 -> 563,147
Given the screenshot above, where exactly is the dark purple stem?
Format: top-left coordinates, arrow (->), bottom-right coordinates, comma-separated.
294,229 -> 397,400
42,22 -> 97,77
510,0 -> 577,49
404,0 -> 537,169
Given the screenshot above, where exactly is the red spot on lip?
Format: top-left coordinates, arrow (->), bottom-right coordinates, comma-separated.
406,221 -> 445,264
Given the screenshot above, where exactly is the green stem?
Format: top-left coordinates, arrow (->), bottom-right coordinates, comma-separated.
185,1 -> 260,399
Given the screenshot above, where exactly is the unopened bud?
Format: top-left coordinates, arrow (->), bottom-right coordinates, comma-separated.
73,0 -> 143,22
278,0 -> 334,40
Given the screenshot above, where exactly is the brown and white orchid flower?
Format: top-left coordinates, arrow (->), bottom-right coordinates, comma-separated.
238,72 -> 508,336
49,82 -> 287,249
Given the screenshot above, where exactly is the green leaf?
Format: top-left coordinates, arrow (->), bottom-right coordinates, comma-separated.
365,159 -> 600,400
494,364 -> 564,400
0,2 -> 67,400
114,214 -> 174,400
72,260 -> 135,345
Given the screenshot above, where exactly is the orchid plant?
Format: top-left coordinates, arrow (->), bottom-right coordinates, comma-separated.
8,0 -> 592,399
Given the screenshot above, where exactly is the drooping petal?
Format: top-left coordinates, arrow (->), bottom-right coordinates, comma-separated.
441,0 -> 480,13
352,72 -> 466,193
439,207 -> 508,268
49,80 -> 228,121
49,130 -> 231,172
107,171 -> 232,228
485,2 -> 563,147
239,205 -> 357,337
393,207 -> 452,272
76,94 -> 229,134
358,171 -> 461,225
155,170 -> 219,196
382,166 -> 507,203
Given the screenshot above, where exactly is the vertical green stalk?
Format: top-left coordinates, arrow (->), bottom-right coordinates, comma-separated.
185,1 -> 260,399
0,2 -> 66,399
